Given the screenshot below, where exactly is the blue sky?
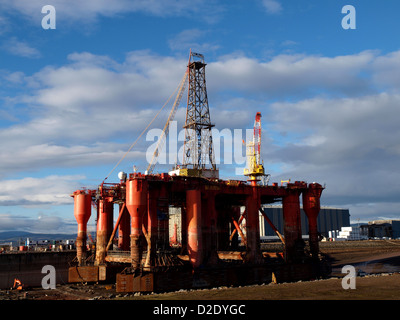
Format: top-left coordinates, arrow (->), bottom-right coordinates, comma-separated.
1,0 -> 400,233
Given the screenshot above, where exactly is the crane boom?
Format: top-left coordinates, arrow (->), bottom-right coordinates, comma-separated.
146,71 -> 188,174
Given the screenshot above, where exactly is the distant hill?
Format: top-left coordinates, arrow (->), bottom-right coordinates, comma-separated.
0,231 -> 76,244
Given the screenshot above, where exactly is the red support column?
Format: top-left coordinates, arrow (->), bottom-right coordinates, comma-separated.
245,188 -> 261,263
95,197 -> 113,265
302,183 -> 324,258
145,187 -> 159,270
180,205 -> 187,254
118,204 -> 130,251
158,184 -> 170,249
170,223 -> 178,246
201,191 -> 218,265
186,189 -> 203,268
282,188 -> 302,263
126,177 -> 148,270
73,190 -> 92,266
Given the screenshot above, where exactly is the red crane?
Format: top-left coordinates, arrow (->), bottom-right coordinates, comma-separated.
254,112 -> 262,166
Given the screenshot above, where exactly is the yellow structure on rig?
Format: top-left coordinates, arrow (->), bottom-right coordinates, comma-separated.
244,112 -> 266,185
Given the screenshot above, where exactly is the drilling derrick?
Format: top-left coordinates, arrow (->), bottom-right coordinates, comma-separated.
244,112 -> 266,186
177,51 -> 218,179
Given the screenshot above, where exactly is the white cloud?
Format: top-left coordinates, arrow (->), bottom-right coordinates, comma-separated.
346,202 -> 400,223
0,142 -> 146,178
0,0 -> 221,25
0,51 -> 187,178
30,51 -> 186,112
3,49 -> 400,224
0,212 -> 78,233
372,50 -> 400,90
281,40 -> 298,47
261,0 -> 282,14
0,175 -> 85,206
168,29 -> 220,53
265,93 -> 400,210
0,15 -> 9,34
2,37 -> 41,58
207,50 -> 376,97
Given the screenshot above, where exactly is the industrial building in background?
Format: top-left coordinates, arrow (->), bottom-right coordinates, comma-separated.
259,205 -> 350,239
68,51 -> 331,293
361,220 -> 400,239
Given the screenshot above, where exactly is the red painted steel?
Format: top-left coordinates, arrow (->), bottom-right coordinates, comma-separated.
158,184 -> 170,249
126,177 -> 148,269
73,190 -> 92,266
170,223 -> 178,245
186,189 -> 203,268
245,188 -> 261,263
254,112 -> 262,166
106,203 -> 127,252
202,192 -> 219,265
282,188 -> 302,263
144,186 -> 159,270
302,183 -> 324,258
96,197 -> 113,265
70,173 -> 327,289
259,207 -> 285,244
118,204 -> 130,251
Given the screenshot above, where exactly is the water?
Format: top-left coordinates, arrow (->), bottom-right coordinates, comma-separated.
332,255 -> 400,276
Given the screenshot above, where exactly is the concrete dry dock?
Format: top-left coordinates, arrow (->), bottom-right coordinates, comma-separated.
2,240 -> 400,300
4,275 -> 400,300
0,251 -> 75,289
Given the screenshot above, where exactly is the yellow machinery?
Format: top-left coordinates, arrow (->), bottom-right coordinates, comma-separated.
244,112 -> 266,185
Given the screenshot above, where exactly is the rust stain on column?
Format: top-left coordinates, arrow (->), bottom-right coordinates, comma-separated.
73,190 -> 92,266
302,183 -> 324,258
96,197 -> 113,265
118,204 -> 130,251
282,188 -> 302,263
126,177 -> 148,270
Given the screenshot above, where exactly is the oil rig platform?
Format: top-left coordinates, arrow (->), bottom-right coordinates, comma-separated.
68,51 -> 329,293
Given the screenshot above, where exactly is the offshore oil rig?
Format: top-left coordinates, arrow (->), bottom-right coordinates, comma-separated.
68,51 -> 328,293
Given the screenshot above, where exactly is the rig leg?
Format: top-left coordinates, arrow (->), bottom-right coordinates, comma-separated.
245,191 -> 261,263
282,190 -> 303,263
186,189 -> 203,268
303,183 -> 324,259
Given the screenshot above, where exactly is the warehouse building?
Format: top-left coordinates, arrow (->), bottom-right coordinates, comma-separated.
169,205 -> 351,243
360,220 -> 400,239
260,205 -> 350,239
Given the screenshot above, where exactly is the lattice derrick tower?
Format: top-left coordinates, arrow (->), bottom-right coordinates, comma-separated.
182,52 -> 216,170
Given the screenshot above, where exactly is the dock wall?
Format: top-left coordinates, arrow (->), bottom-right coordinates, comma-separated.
0,251 -> 76,289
